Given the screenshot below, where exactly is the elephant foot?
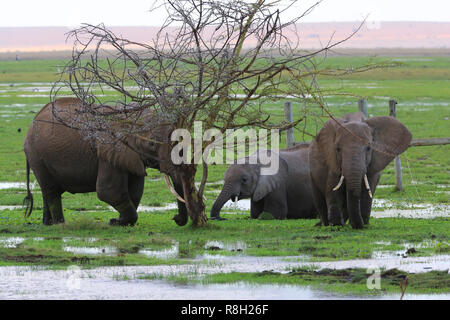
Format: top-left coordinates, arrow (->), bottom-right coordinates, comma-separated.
328,215 -> 344,227
314,221 -> 323,227
109,217 -> 137,226
350,223 -> 364,229
43,216 -> 53,226
210,216 -> 227,221
44,217 -> 65,225
349,215 -> 364,229
173,214 -> 188,226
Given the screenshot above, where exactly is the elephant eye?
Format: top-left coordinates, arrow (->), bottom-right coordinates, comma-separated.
366,145 -> 371,152
336,146 -> 341,153
241,176 -> 248,183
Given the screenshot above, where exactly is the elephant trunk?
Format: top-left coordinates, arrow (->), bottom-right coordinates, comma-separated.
210,183 -> 236,220
342,150 -> 365,196
342,155 -> 365,229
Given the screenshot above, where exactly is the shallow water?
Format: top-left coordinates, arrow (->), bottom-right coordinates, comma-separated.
0,263 -> 448,300
0,182 -> 38,190
63,246 -> 118,256
204,240 -> 248,252
0,182 -> 26,190
139,245 -> 179,259
219,198 -> 449,219
0,237 -> 24,248
222,199 -> 251,211
0,205 -> 22,210
138,204 -> 179,212
371,201 -> 449,219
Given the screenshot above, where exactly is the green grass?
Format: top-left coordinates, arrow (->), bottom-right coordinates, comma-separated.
0,210 -> 447,265
0,54 -> 448,295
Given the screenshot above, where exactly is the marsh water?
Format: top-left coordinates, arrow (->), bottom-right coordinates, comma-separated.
1,266 -> 449,300
0,235 -> 449,300
221,198 -> 450,218
0,252 -> 449,300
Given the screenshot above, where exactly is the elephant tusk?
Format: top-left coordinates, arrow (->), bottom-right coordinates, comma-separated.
233,196 -> 238,202
332,175 -> 345,191
364,174 -> 373,198
164,174 -> 186,203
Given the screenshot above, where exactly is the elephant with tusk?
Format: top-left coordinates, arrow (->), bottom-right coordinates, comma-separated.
210,143 -> 317,220
23,98 -> 190,226
309,112 -> 412,229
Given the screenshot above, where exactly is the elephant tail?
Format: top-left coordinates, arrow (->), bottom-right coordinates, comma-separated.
23,160 -> 34,218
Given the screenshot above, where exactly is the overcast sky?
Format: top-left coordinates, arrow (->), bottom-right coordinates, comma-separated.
1,0 -> 449,27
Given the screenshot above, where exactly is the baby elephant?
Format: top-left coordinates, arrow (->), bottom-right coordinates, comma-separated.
210,143 -> 317,220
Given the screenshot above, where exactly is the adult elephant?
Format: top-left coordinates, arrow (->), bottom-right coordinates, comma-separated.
23,98 -> 192,226
210,143 -> 317,220
309,112 -> 412,229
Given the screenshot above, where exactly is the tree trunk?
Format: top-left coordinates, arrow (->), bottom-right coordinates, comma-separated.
180,164 -> 208,227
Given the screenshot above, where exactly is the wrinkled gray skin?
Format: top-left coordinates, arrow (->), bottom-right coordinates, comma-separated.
210,144 -> 317,220
24,98 -> 188,227
309,112 -> 412,229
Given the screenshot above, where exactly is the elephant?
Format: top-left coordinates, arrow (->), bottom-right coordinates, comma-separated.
309,112 -> 412,229
210,143 -> 317,220
23,98 -> 190,226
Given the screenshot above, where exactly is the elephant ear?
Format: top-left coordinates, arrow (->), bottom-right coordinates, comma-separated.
253,156 -> 288,202
365,116 -> 412,174
313,118 -> 343,173
97,139 -> 146,176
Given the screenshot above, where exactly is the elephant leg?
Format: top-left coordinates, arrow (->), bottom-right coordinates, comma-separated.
97,161 -> 137,226
360,173 -> 380,225
128,174 -> 145,210
42,197 -> 51,225
327,188 -> 345,226
42,197 -> 52,226
108,199 -> 138,226
326,194 -> 345,226
42,189 -> 65,224
30,164 -> 63,225
262,191 -> 288,219
311,180 -> 328,226
250,199 -> 264,219
325,177 -> 346,226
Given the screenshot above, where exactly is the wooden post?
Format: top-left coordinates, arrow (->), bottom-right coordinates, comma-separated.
358,98 -> 368,117
284,101 -> 294,148
389,99 -> 403,191
410,137 -> 450,147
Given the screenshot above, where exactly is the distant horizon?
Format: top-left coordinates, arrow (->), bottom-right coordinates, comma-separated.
1,21 -> 449,53
0,20 -> 449,28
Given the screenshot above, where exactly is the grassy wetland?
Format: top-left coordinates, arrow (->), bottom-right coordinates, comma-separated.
0,52 -> 448,299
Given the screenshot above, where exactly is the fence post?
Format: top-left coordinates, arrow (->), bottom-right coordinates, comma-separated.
389,99 -> 403,191
358,98 -> 368,117
284,101 -> 294,148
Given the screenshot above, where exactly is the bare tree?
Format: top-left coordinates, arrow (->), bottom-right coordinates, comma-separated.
51,0 -> 381,226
